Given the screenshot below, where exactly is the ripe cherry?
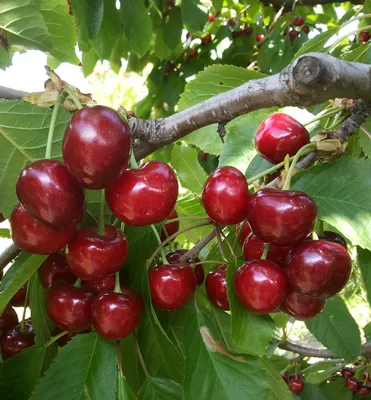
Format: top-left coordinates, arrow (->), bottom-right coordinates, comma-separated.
205,265 -> 230,310
166,249 -> 204,285
319,230 -> 347,248
38,253 -> 76,289
341,368 -> 355,380
83,275 -> 116,293
346,377 -> 360,392
244,27 -> 253,36
62,105 -> 132,189
149,264 -> 196,311
202,166 -> 250,225
1,319 -> 34,359
359,31 -> 371,43
202,33 -> 212,44
53,327 -> 90,347
293,16 -> 305,26
357,385 -> 371,396
189,48 -> 197,58
286,240 -> 352,299
161,209 -> 179,241
289,377 -> 304,393
255,113 -> 310,164
281,291 -> 325,320
106,161 -> 178,226
66,225 -> 128,280
302,26 -> 310,35
201,152 -> 208,161
91,288 -> 142,340
0,305 -> 18,340
236,222 -> 252,247
289,30 -> 299,42
256,34 -> 264,41
46,282 -> 94,332
10,204 -> 75,254
208,14 -> 215,23
246,188 -> 317,246
10,285 -> 27,307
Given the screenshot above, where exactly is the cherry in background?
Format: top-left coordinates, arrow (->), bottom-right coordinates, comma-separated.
10,285 -> 27,307
289,376 -> 304,393
341,368 -> 355,380
83,275 -> 116,293
280,291 -> 325,320
53,327 -> 90,347
1,319 -> 35,359
319,230 -> 347,248
38,253 -> 76,289
359,31 -> 371,43
302,26 -> 310,35
205,265 -> 230,310
0,305 -> 18,340
161,209 -> 179,241
293,16 -> 305,26
166,249 -> 204,285
346,377 -> 360,392
236,222 -> 252,247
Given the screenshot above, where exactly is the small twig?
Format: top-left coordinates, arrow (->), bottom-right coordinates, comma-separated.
215,224 -> 227,261
178,228 -> 217,262
217,122 -> 227,143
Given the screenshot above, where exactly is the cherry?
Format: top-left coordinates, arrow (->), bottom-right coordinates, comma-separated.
346,377 -> 360,392
46,282 -> 94,332
256,34 -> 264,41
255,113 -> 310,164
205,265 -> 230,310
236,222 -> 252,247
243,234 -> 290,267
16,160 -> 84,229
53,327 -> 90,347
149,264 -> 196,311
232,30 -> 243,38
161,209 -> 179,241
246,188 -> 317,246
106,161 -> 178,226
302,26 -> 310,35
201,33 -> 212,44
319,230 -> 347,249
359,31 -> 371,43
208,14 -> 215,23
10,204 -> 75,254
289,378 -> 304,393
38,253 -> 76,289
202,166 -> 250,225
363,372 -> 371,384
201,152 -> 208,161
167,0 -> 175,7
357,385 -> 371,396
62,105 -> 132,189
227,18 -> 234,26
244,27 -> 253,36
341,368 -> 355,380
1,319 -> 34,359
282,372 -> 290,383
9,285 -> 27,307
166,249 -> 204,285
66,225 -> 128,280
91,288 -> 142,340
285,240 -> 352,299
0,305 -> 18,340
289,30 -> 299,42
83,275 -> 116,293
281,290 -> 325,320
164,63 -> 173,74
293,16 -> 305,26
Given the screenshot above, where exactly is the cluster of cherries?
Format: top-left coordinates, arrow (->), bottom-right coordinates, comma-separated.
287,16 -> 310,42
282,372 -> 304,393
341,367 -> 371,396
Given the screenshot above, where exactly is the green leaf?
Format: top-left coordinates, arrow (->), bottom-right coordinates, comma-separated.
138,377 -> 183,400
292,28 -> 338,60
244,155 -> 273,179
212,0 -> 223,12
86,189 -> 113,224
70,0 -> 103,43
319,380 -> 352,400
163,7 -> 182,50
0,46 -> 11,69
291,157 -> 371,251
357,246 -> 371,307
31,333 -> 118,400
342,43 -> 371,63
299,383 -> 326,400
305,296 -> 361,360
181,0 -> 207,32
305,365 -> 342,385
117,371 -> 137,400
0,228 -> 10,238
82,48 -> 99,77
359,117 -> 371,158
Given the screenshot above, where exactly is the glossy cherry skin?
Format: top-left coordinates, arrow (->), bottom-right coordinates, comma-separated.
341,368 -> 355,380
46,282 -> 94,332
255,113 -> 310,164
54,327 -> 90,347
302,26 -> 310,34
202,166 -> 250,225
0,305 -> 18,340
234,260 -> 288,314
16,159 -> 84,228
243,234 -> 291,267
161,209 -> 179,241
285,240 -> 352,299
1,319 -> 35,359
166,249 -> 204,285
91,288 -> 142,340
346,377 -> 360,392
357,386 -> 371,397
149,264 -> 196,311
10,204 -> 76,254
66,225 -> 128,280
293,16 -> 304,26
62,105 -> 132,189
280,290 -> 325,320
319,230 -> 347,249
246,188 -> 317,246
106,161 -> 178,226
289,378 -> 304,393
9,285 -> 27,307
236,222 -> 252,247
205,265 -> 230,310
83,275 -> 116,293
38,253 -> 76,289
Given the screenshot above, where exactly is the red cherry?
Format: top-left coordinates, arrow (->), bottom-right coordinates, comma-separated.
166,249 -> 204,285
341,368 -> 355,380
232,30 -> 243,38
363,372 -> 371,384
286,240 -> 352,299
346,377 -> 360,392
227,18 -> 234,26
236,222 -> 252,247
289,378 -> 304,393
205,265 -> 230,310
302,26 -> 310,34
289,30 -> 299,42
202,33 -> 212,43
46,282 -> 94,332
91,288 -> 142,340
208,14 -> 215,23
16,160 -> 84,229
10,204 -> 75,254
0,305 -> 18,340
62,105 -> 132,189
255,113 -> 310,164
247,188 -> 317,246
357,385 -> 371,396
106,161 -> 178,226
53,327 -> 90,347
359,31 -> 371,43
9,285 -> 27,307
281,290 -> 325,320
149,264 -> 196,311
256,34 -> 264,41
161,209 -> 179,241
83,275 -> 116,293
202,166 -> 250,225
243,234 -> 291,267
164,63 -> 172,74
38,253 -> 76,289
244,27 -> 253,36
319,231 -> 347,249
293,16 -> 305,26
1,319 -> 34,359
66,225 -> 128,280
201,152 -> 208,161
186,31 -> 191,39
167,0 -> 175,7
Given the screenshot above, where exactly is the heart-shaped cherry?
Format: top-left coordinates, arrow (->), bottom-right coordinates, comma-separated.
91,288 -> 142,340
106,161 -> 178,226
205,265 -> 230,310
285,240 -> 352,299
149,264 -> 196,311
236,222 -> 252,247
1,319 -> 34,359
234,260 -> 287,314
62,105 -> 132,189
346,377 -> 360,392
289,377 -> 304,393
166,249 -> 204,285
46,282 -> 94,332
280,290 -> 325,320
53,327 -> 91,347
66,225 -> 128,280
10,204 -> 75,254
255,113 -> 310,164
0,305 -> 18,340
246,188 -> 317,246
16,159 -> 84,228
38,253 -> 76,289
319,230 -> 347,248
83,275 -> 117,293
161,209 -> 179,241
202,166 -> 250,225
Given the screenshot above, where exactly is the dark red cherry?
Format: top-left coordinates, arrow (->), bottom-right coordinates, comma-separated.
243,234 -> 290,267
255,113 -> 310,164
66,225 -> 128,280
106,161 -> 178,226
289,378 -> 304,393
149,264 -> 196,311
302,26 -> 310,34
285,240 -> 352,299
62,105 -> 132,189
363,372 -> 371,384
205,265 -> 230,310
9,285 -> 27,307
53,327 -> 90,347
38,253 -> 76,289
234,260 -> 287,314
293,16 -> 304,26
166,249 -> 204,285
0,305 -> 18,340
236,222 -> 252,247
161,209 -> 179,241
359,31 -> 371,43
346,377 -> 360,392
319,230 -> 347,248
91,288 -> 142,340
10,204 -> 75,254
1,319 -> 34,359
357,385 -> 371,396
46,281 -> 94,332
202,166 -> 250,225
16,160 -> 84,228
281,290 -> 325,320
341,368 -> 355,380
289,30 -> 299,42
83,275 -> 116,293
246,188 -> 317,246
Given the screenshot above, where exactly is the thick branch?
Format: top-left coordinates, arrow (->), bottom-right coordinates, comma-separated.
0,243 -> 20,271
0,86 -> 27,100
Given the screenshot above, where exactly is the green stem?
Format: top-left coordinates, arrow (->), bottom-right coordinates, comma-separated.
134,334 -> 149,377
329,24 -> 371,52
74,278 -> 82,288
63,87 -> 83,110
317,220 -> 324,236
121,222 -> 125,232
220,229 -> 237,259
130,150 -> 139,169
327,113 -> 348,130
312,231 -> 319,240
161,224 -> 175,252
150,225 -> 168,264
215,225 -> 227,261
20,280 -> 30,332
46,330 -> 68,347
97,189 -> 106,236
114,271 -> 122,293
112,218 -> 120,227
233,219 -> 248,250
164,216 -> 209,224
193,260 -> 224,266
261,243 -> 270,260
302,107 -> 344,127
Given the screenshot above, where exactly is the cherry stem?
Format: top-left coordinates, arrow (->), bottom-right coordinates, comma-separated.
46,330 -> 68,347
134,334 -> 149,377
161,224 -> 175,252
20,279 -> 30,332
130,150 -> 139,169
220,229 -> 237,259
73,278 -> 82,288
114,271 -> 122,293
316,220 -> 324,236
150,225 -> 168,264
261,243 -> 270,260
178,228 -> 217,263
302,107 -> 344,127
121,222 -> 125,232
164,216 -> 209,224
215,225 -> 227,261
